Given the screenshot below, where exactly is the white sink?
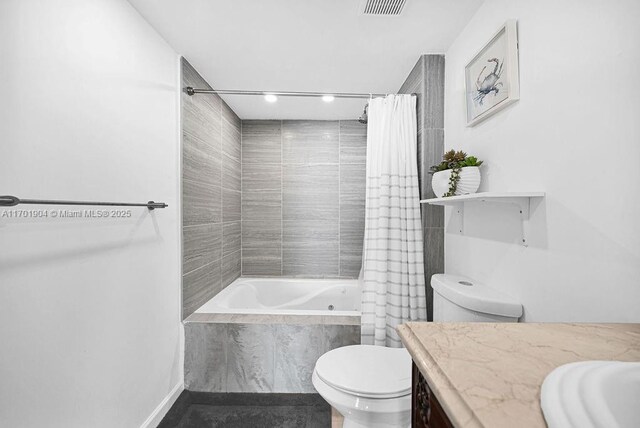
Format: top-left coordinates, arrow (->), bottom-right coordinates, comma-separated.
541,361 -> 640,428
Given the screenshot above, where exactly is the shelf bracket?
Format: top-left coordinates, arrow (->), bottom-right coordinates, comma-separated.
455,204 -> 464,235
516,197 -> 531,247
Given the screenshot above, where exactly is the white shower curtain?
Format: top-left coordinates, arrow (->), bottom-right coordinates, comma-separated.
360,94 -> 427,347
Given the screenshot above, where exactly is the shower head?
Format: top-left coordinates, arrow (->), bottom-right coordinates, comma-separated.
358,103 -> 368,124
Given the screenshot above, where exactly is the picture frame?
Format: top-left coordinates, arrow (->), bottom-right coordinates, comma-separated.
465,19 -> 520,126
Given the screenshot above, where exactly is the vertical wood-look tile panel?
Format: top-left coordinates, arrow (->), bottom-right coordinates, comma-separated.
423,55 -> 445,321
222,188 -> 241,222
182,179 -> 221,227
222,221 -> 241,258
183,100 -> 222,147
423,226 -> 444,322
339,220 -> 365,277
222,155 -> 241,192
183,223 -> 222,275
282,220 -> 339,276
241,220 -> 282,275
339,122 -> 367,277
222,120 -> 241,164
283,164 -> 339,221
339,120 -> 367,136
181,58 -> 242,317
239,119 -> 283,276
339,134 -> 367,165
242,162 -> 282,192
222,251 -> 241,288
339,163 -> 366,222
183,131 -> 221,187
182,260 -> 222,319
221,100 -> 241,134
397,54 -> 445,320
422,128 -> 445,228
241,120 -> 282,164
282,120 -> 339,164
424,55 -> 446,130
242,191 -> 282,222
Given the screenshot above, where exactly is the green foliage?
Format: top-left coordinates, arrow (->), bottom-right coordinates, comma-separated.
430,150 -> 483,173
430,150 -> 484,198
460,156 -> 483,168
443,167 -> 462,198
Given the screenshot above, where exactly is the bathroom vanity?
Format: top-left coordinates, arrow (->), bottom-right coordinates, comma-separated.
398,322 -> 640,428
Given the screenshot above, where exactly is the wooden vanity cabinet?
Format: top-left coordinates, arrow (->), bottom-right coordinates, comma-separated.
412,363 -> 454,428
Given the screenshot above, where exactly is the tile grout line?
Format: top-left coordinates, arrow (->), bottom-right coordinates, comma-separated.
183,256 -> 223,277
280,120 -> 284,276
240,119 -> 243,277
338,121 -> 341,277
219,101 -> 223,293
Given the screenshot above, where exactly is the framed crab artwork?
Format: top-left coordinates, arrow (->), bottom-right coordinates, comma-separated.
465,19 -> 520,126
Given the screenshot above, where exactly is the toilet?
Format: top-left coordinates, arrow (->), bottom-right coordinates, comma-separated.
312,274 -> 523,428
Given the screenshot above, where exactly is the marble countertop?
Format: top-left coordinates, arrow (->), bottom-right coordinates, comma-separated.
397,322 -> 640,428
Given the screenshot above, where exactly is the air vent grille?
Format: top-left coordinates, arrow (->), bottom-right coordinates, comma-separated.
362,0 -> 407,15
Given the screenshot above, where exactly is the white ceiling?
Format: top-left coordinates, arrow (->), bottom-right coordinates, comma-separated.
128,0 -> 483,120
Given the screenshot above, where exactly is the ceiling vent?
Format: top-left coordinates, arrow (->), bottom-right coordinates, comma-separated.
361,0 -> 407,16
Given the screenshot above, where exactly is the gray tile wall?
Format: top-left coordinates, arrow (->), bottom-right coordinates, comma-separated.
398,55 -> 445,321
182,58 -> 242,319
241,120 -> 366,278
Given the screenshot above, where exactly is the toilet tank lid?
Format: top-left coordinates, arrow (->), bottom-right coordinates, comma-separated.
432,274 -> 523,318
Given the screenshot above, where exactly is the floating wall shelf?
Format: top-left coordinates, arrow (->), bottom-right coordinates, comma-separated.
421,192 -> 545,246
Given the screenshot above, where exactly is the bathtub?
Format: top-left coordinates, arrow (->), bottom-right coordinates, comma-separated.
195,277 -> 361,316
185,277 -> 362,394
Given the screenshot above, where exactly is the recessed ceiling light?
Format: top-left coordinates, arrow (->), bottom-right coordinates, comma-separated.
322,95 -> 335,103
264,94 -> 278,103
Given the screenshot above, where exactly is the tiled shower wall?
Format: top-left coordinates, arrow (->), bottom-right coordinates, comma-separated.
241,120 -> 367,277
398,54 -> 445,321
182,59 -> 242,319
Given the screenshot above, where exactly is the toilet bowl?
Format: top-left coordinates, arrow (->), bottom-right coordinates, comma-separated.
313,274 -> 523,427
311,345 -> 412,428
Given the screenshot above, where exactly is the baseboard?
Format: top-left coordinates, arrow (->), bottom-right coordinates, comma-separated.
140,382 -> 184,428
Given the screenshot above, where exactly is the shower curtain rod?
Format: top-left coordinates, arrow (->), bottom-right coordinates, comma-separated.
0,195 -> 168,210
185,87 -> 391,99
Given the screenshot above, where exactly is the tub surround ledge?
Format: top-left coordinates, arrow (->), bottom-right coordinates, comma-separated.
397,322 -> 640,428
185,313 -> 360,326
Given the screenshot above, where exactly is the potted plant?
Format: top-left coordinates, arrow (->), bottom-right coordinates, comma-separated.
430,150 -> 483,198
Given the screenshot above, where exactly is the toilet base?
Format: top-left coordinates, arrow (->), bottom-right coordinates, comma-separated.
339,411 -> 410,428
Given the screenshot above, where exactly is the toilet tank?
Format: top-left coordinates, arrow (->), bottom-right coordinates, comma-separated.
432,274 -> 522,323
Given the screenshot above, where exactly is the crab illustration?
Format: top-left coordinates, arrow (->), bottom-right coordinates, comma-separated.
474,58 -> 503,105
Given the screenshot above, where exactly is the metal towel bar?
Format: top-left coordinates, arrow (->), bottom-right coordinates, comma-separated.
0,195 -> 167,210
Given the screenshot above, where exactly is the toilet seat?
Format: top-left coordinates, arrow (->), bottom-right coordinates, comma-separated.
314,345 -> 412,399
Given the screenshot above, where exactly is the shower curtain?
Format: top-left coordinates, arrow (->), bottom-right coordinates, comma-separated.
360,94 -> 426,347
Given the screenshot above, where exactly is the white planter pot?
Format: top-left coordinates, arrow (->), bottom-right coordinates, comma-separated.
431,166 -> 481,198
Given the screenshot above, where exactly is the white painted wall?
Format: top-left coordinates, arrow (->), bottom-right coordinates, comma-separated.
0,1 -> 183,427
444,0 -> 640,321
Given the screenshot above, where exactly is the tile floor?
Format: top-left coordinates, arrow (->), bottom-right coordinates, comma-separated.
158,391 -> 330,428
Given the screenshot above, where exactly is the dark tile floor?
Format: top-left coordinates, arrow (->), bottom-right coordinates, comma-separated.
158,391 -> 330,428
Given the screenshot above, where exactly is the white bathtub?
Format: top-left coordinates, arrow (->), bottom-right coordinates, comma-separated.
186,277 -> 362,393
195,277 -> 361,316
